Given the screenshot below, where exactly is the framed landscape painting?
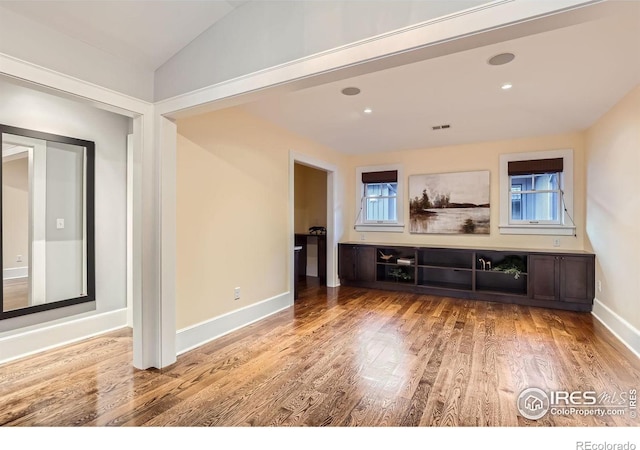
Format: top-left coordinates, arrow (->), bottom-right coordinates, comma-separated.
409,170 -> 490,234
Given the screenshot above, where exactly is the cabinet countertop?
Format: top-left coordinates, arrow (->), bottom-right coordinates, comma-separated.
339,241 -> 595,256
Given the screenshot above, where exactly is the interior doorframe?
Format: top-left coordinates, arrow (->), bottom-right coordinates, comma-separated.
1,135 -> 46,307
0,56 -> 157,368
289,151 -> 339,294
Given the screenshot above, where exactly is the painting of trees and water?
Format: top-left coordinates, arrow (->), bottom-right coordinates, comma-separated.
409,171 -> 490,234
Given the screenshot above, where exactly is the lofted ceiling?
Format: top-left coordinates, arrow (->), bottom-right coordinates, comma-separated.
0,0 -> 248,70
243,1 -> 640,154
0,1 -> 638,155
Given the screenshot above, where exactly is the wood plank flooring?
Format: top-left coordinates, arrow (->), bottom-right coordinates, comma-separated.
2,278 -> 28,312
1,281 -> 639,426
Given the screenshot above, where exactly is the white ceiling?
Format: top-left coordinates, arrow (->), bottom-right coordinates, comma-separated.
1,1 -> 638,155
243,2 -> 640,154
0,0 -> 247,70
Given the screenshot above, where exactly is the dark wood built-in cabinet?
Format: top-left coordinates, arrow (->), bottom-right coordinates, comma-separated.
529,255 -> 594,305
338,244 -> 376,282
338,243 -> 595,312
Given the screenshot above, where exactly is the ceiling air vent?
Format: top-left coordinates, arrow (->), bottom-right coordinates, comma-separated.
432,124 -> 451,130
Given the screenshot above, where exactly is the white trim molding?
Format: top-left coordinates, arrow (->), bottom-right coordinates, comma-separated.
354,224 -> 405,233
355,164 -> 405,233
155,0 -> 601,117
176,292 -> 292,355
499,148 -> 575,235
0,308 -> 128,365
592,298 -> 640,359
499,224 -> 576,236
290,151 -> 340,288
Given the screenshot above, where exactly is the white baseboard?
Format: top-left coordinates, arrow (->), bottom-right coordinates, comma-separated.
592,298 -> 640,359
176,292 -> 292,355
3,266 -> 28,280
0,308 -> 128,366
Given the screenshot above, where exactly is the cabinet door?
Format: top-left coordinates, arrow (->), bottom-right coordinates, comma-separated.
355,246 -> 376,282
338,245 -> 356,281
559,256 -> 594,304
530,255 -> 558,301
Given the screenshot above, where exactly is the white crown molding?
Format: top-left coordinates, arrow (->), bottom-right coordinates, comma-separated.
0,53 -> 152,116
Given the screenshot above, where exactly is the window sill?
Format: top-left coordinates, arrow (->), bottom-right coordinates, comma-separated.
355,223 -> 405,233
499,224 -> 576,236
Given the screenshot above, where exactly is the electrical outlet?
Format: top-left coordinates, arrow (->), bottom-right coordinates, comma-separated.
360,234 -> 365,241
597,280 -> 602,292
553,238 -> 560,247
16,255 -> 22,263
234,287 -> 241,300
56,218 -> 65,229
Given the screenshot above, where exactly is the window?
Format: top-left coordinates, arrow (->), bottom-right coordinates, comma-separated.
499,150 -> 575,235
363,171 -> 397,222
509,157 -> 563,224
355,165 -> 404,232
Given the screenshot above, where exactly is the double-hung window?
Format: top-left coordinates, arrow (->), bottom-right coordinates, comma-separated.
508,158 -> 563,224
363,171 -> 398,222
355,165 -> 404,232
499,149 -> 575,235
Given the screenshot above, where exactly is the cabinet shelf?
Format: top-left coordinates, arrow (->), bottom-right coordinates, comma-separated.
418,264 -> 472,271
376,263 -> 415,284
476,270 -> 528,276
338,243 -> 595,312
418,266 -> 471,290
378,262 -> 415,267
420,281 -> 473,291
477,268 -> 528,296
418,249 -> 473,269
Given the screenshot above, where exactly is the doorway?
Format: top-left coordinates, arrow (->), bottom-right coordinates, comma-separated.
290,153 -> 338,301
294,162 -> 328,292
2,149 -> 29,311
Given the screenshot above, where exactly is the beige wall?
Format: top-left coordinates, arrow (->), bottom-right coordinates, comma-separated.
294,163 -> 327,234
585,84 -> 640,331
2,157 -> 29,271
346,132 -> 587,251
176,107 -> 346,329
177,110 -> 588,330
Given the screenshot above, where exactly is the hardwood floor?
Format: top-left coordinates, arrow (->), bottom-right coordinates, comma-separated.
1,282 -> 639,427
2,278 -> 28,312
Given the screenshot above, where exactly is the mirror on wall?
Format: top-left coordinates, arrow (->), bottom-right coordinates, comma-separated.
1,124 -> 94,319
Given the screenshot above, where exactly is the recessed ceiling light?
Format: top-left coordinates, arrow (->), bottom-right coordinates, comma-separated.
363,108 -> 373,114
501,83 -> 513,90
341,87 -> 361,96
488,53 -> 515,66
